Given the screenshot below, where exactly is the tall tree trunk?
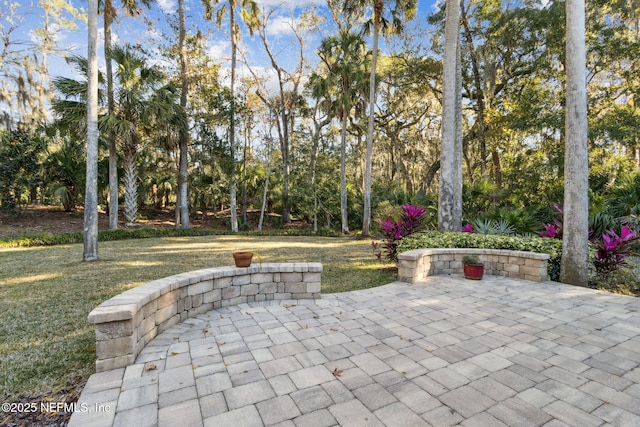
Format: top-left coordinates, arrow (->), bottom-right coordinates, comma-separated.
229,7 -> 238,232
460,1 -> 487,176
340,112 -> 350,234
123,143 -> 138,225
281,110 -> 291,224
362,1 -> 382,237
258,138 -> 272,231
104,0 -> 118,230
242,124 -> 249,226
438,0 -> 463,231
177,0 -> 190,229
83,0 -> 99,261
561,0 -> 589,286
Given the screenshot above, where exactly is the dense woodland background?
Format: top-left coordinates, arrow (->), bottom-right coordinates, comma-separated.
1,0 -> 638,236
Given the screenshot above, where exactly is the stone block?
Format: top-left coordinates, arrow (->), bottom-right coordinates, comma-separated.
95,354 -> 135,372
251,273 -> 273,284
281,272 -> 303,282
88,304 -> 136,324
241,284 -> 259,296
137,315 -> 156,339
156,303 -> 178,325
157,290 -> 179,308
222,286 -> 241,299
203,289 -> 222,304
96,335 -> 136,359
303,272 -> 322,283
259,283 -> 277,294
188,280 -> 213,296
191,293 -> 203,308
508,256 -> 526,266
95,320 -> 135,341
141,300 -> 157,319
158,313 -> 180,332
521,265 -> 544,277
221,296 -> 248,307
306,282 -> 321,293
525,258 -> 542,267
273,293 -> 292,300
291,293 -> 314,300
232,274 -> 251,286
189,302 -> 213,316
214,277 -> 232,289
285,283 -> 307,294
140,326 -> 157,346
504,263 -> 520,273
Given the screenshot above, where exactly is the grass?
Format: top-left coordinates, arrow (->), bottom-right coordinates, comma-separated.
0,235 -> 395,401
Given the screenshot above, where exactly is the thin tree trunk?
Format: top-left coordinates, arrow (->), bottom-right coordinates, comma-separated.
104,0 -> 118,230
561,0 -> 589,286
242,124 -> 249,226
362,2 -> 382,237
258,138 -> 272,232
340,113 -> 350,234
460,2 -> 487,176
84,0 -> 99,261
229,7 -> 238,232
177,0 -> 190,229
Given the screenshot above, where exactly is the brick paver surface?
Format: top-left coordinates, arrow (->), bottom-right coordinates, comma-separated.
70,276 -> 640,426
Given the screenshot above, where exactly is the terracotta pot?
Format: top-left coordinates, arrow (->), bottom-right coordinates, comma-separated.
233,251 -> 253,267
463,263 -> 484,280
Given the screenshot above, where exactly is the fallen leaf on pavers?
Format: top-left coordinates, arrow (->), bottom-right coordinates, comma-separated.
332,368 -> 343,377
284,304 -> 296,308
202,328 -> 209,334
171,352 -> 180,356
330,328 -> 339,332
146,364 -> 157,371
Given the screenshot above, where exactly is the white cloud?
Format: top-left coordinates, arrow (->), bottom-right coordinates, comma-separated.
206,38 -> 232,61
265,14 -> 296,36
255,0 -> 325,7
157,0 -> 177,14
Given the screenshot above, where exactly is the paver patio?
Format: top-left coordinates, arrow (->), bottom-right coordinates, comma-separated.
70,275 -> 640,426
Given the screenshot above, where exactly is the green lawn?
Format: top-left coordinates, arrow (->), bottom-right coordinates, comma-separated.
0,235 -> 395,401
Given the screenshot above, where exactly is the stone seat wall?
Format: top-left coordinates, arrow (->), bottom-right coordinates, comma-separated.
88,262 -> 322,372
398,248 -> 549,284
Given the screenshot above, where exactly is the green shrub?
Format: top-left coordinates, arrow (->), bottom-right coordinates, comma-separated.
399,231 -> 563,281
0,226 -> 343,248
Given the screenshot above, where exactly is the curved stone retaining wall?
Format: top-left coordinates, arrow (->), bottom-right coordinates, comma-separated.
88,263 -> 322,372
398,248 -> 549,284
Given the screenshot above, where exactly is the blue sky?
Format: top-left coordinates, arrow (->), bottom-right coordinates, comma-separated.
12,0 -> 441,87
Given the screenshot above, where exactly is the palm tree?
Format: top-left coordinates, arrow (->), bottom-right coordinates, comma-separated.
176,0 -> 190,228
106,45 -> 173,225
84,0 -> 99,261
561,0 -> 589,286
313,30 -> 370,234
203,0 -> 259,232
102,0 -> 155,230
438,0 -> 463,232
343,0 -> 417,236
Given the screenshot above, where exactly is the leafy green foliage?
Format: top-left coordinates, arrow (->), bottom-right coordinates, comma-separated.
0,127 -> 46,211
399,231 -> 563,281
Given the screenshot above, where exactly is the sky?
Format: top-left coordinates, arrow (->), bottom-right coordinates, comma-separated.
7,0 -> 441,94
